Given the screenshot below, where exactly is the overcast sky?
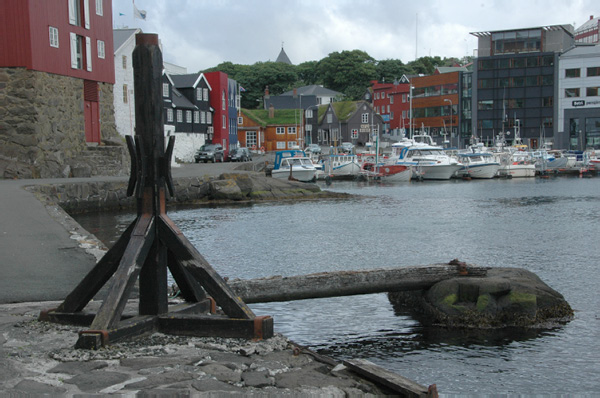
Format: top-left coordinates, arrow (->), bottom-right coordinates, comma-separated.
113,0 -> 597,72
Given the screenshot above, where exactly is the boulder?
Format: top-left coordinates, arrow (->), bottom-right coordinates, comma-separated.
388,267 -> 573,328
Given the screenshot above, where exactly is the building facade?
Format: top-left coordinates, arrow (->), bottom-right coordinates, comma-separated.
471,25 -> 575,148
0,0 -> 123,178
113,28 -> 141,137
575,16 -> 599,44
558,45 -> 600,150
317,101 -> 384,147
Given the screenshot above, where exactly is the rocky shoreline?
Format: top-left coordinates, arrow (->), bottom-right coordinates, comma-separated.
1,301 -> 395,396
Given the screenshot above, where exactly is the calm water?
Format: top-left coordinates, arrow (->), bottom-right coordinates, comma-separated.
75,176 -> 600,396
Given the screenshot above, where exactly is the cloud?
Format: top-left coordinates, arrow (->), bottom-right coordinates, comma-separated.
114,0 -> 597,71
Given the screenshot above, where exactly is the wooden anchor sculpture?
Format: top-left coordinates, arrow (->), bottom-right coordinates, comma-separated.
40,34 -> 273,349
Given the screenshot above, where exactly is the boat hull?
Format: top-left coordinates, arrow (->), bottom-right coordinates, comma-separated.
459,164 -> 500,179
271,168 -> 317,182
420,164 -> 463,180
498,164 -> 536,178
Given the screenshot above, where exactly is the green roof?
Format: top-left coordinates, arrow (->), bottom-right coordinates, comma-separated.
242,109 -> 303,127
317,101 -> 362,124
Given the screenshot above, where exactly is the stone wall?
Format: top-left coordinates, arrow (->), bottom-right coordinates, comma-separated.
0,68 -> 124,179
27,173 -> 345,214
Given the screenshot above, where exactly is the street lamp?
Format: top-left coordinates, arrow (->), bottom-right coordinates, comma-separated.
409,85 -> 414,139
444,98 -> 453,148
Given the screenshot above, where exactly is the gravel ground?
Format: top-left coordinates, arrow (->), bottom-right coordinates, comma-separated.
0,301 -> 391,396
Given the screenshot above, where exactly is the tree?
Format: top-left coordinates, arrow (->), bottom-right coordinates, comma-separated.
296,61 -> 320,86
236,62 -> 298,108
317,50 -> 377,100
375,59 -> 409,83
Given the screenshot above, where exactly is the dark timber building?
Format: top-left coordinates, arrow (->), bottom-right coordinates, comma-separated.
471,25 -> 575,148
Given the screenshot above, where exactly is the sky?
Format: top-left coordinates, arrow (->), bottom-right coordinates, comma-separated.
113,0 -> 598,73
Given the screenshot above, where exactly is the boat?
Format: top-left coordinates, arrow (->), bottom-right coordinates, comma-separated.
321,154 -> 362,179
456,152 -> 500,179
271,150 -> 318,182
389,134 -> 463,180
531,149 -> 570,171
495,150 -> 536,178
361,162 -> 412,182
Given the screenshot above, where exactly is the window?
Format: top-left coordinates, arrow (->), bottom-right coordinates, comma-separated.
68,0 -> 81,26
587,87 -> 599,97
387,105 -> 390,113
95,0 -> 103,15
351,129 -> 358,139
97,40 -> 105,59
176,110 -> 183,123
478,79 -> 494,89
196,88 -> 202,101
49,27 -> 59,48
162,83 -> 169,97
207,112 -> 212,124
246,131 -> 257,148
201,112 -> 206,124
222,91 -> 226,110
203,88 -> 209,100
288,127 -> 296,134
527,57 -> 539,67
479,59 -> 493,70
238,117 -> 243,125
565,68 -> 581,78
478,100 -> 493,110
288,141 -> 297,148
361,113 -> 369,123
69,33 -> 89,70
276,141 -> 286,149
565,88 -> 580,98
402,94 -> 407,103
222,115 -> 226,128
186,111 -> 192,123
305,109 -> 313,118
276,127 -> 285,134
587,67 -> 600,77
526,76 -> 539,86
543,97 -> 553,107
194,111 -> 200,123
391,112 -> 394,119
122,55 -> 127,69
122,84 -> 127,103
327,113 -> 332,123
167,109 -> 173,122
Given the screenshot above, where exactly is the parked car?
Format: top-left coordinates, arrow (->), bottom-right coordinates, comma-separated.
228,147 -> 252,162
194,144 -> 224,163
340,142 -> 355,153
305,144 -> 322,154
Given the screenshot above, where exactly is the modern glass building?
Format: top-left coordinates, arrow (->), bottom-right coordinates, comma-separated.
471,25 -> 575,148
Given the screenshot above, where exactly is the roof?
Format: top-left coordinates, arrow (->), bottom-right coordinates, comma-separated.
171,88 -> 197,110
275,47 -> 292,64
113,28 -> 141,53
241,108 -> 300,127
170,73 -> 212,90
435,66 -> 469,74
318,101 -> 371,124
561,44 -> 600,58
281,85 -> 342,97
471,24 -> 574,37
576,16 -> 599,33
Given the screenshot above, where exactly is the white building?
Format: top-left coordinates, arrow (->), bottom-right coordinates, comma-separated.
558,45 -> 600,150
113,28 -> 141,138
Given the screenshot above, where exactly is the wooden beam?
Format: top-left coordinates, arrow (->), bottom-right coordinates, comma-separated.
166,250 -> 207,303
157,314 -> 273,339
344,359 -> 436,397
227,265 -> 489,304
158,215 -> 255,320
56,221 -> 135,313
89,214 -> 155,330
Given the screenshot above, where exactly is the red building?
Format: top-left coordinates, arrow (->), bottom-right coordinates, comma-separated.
1,0 -> 115,84
370,76 -> 411,134
1,0 -> 122,178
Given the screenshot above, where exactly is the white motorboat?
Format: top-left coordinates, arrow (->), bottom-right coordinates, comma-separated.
495,150 -> 536,178
321,154 -> 362,179
271,150 -> 318,182
457,152 -> 500,179
390,135 -> 463,180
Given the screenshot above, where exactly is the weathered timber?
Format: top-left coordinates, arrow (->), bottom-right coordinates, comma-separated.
344,359 -> 437,398
227,264 -> 489,304
43,33 -> 272,349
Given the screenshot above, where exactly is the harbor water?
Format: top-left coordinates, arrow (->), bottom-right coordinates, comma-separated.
75,176 -> 600,396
